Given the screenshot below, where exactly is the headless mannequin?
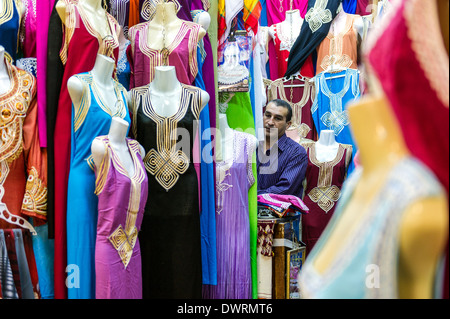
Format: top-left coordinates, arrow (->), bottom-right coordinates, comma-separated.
56,0 -> 114,39
0,46 -> 11,95
143,65 -> 209,117
269,9 -> 303,46
145,2 -> 206,51
68,53 -> 123,117
217,113 -> 235,164
311,56 -> 449,298
91,116 -> 145,176
330,4 -> 364,40
192,9 -> 211,31
315,130 -> 339,163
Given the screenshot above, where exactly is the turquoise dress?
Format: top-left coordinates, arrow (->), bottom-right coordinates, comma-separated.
311,69 -> 360,175
66,72 -> 130,299
298,157 -> 445,299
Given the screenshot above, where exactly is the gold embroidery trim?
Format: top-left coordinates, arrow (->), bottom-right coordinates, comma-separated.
141,85 -> 200,191
308,185 -> 340,213
93,136 -> 146,268
22,167 -> 47,217
0,0 -> 14,25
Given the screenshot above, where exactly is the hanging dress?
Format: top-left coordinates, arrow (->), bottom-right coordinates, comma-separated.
49,0 -> 121,299
130,83 -> 203,299
285,0 -> 342,78
17,0 -> 37,77
66,72 -> 130,299
267,77 -> 317,142
269,20 -> 315,78
127,20 -> 202,88
0,0 -> 21,63
299,157 -> 445,298
0,59 -> 47,228
93,136 -> 148,299
300,142 -> 352,256
203,130 -> 257,299
221,91 -> 259,298
311,68 -> 360,175
316,12 -> 359,75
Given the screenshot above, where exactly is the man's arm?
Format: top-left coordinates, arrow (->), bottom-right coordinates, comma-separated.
257,149 -> 308,196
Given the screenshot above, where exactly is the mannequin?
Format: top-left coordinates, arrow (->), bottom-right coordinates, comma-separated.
330,3 -> 364,38
0,46 -> 10,94
91,116 -> 145,176
217,113 -> 235,164
145,1 -> 205,51
315,130 -> 339,163
68,54 -> 124,117
299,95 -> 448,298
147,65 -> 209,116
56,0 -> 114,39
269,9 -> 303,52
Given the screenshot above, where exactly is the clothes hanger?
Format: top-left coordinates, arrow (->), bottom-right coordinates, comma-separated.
0,186 -> 37,236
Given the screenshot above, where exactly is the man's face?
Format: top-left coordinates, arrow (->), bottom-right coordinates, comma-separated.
263,102 -> 291,141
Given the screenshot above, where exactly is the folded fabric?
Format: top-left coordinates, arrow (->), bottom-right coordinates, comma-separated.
258,193 -> 309,215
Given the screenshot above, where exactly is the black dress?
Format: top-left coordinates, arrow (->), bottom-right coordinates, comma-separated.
285,0 -> 342,78
131,84 -> 203,299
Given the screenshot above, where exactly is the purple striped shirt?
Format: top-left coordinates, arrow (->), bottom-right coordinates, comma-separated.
257,134 -> 308,199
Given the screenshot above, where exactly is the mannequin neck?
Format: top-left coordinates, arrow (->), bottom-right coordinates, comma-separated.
108,117 -> 129,147
317,130 -> 337,147
284,9 -> 301,25
91,54 -> 115,86
152,2 -> 179,26
348,96 -> 410,174
0,48 -> 6,75
219,113 -> 232,137
150,66 -> 181,94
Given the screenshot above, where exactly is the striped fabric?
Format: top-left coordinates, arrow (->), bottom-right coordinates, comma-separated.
243,0 -> 262,34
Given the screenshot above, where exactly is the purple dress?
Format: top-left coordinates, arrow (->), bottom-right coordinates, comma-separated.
203,130 -> 257,299
93,136 -> 148,299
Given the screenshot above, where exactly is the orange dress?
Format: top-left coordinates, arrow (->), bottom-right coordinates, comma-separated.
0,59 -> 47,228
316,13 -> 359,74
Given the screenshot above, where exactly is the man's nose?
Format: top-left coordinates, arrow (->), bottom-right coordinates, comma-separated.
267,117 -> 274,126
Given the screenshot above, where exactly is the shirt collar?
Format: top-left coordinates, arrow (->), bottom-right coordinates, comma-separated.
276,133 -> 289,152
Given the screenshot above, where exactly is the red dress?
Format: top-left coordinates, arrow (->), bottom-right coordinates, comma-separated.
52,0 -> 120,299
365,0 -> 449,298
300,142 -> 352,256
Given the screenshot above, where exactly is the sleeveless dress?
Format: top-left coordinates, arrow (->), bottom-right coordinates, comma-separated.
66,73 -> 130,299
49,1 -> 121,299
299,157 -> 445,298
311,68 -> 360,175
127,20 -> 202,88
93,136 -> 148,299
316,13 -> 359,74
202,130 -> 257,299
300,142 -> 352,256
0,0 -> 20,62
130,84 -> 203,299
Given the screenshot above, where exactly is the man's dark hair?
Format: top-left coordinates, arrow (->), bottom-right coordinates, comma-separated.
268,99 -> 292,122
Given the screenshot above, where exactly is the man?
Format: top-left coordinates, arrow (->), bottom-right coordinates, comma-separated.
257,99 -> 308,199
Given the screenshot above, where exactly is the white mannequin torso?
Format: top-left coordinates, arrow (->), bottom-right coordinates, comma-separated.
145,2 -> 205,51
269,9 -> 303,43
91,116 -> 145,176
330,5 -> 364,39
68,54 -> 125,117
0,46 -> 11,95
218,113 -> 235,164
315,130 -> 339,163
56,0 -> 115,39
146,65 -> 209,118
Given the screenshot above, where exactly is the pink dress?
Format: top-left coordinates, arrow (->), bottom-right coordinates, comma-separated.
93,136 -> 148,299
127,20 -> 202,88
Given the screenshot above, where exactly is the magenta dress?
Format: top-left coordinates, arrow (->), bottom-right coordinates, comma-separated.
127,20 -> 202,88
202,130 -> 257,299
93,136 -> 148,299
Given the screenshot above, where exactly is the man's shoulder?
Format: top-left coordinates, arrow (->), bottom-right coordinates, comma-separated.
285,137 -> 307,156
